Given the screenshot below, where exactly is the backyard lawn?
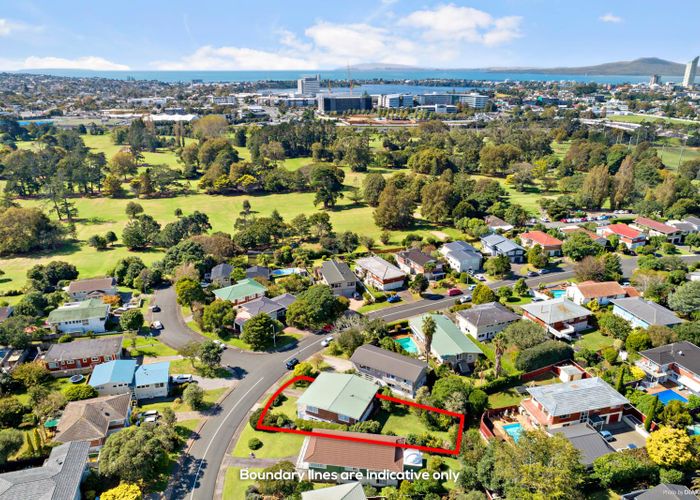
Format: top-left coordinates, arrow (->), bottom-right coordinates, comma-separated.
377,408 -> 452,444
575,329 -> 614,352
487,372 -> 559,408
139,387 -> 227,413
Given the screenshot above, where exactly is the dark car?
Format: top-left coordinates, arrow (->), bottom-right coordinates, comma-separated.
285,358 -> 299,370
149,305 -> 161,312
526,271 -> 538,277
387,294 -> 401,303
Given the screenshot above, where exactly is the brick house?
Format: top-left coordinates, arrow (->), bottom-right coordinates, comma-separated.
521,377 -> 629,429
395,248 -> 445,280
521,298 -> 592,340
42,335 -> 123,376
297,373 -> 378,425
565,281 -> 629,306
637,341 -> 700,394
519,231 -> 563,256
596,223 -> 647,249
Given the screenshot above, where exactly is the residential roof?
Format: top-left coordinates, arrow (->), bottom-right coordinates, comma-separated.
46,298 -> 109,324
271,293 -> 297,308
302,430 -> 405,473
213,278 -> 267,302
88,359 -> 137,387
549,423 -> 615,466
245,266 -> 271,280
571,281 -> 627,299
210,263 -> 233,280
684,216 -> 700,228
603,223 -> 642,239
639,341 -> 700,376
44,336 -> 123,363
636,483 -> 698,500
301,482 -> 367,500
320,260 -> 357,285
669,221 -> 696,233
54,393 -> 131,443
135,361 -> 170,387
350,344 -> 428,383
521,298 -> 592,324
239,296 -> 287,316
634,216 -> 679,235
297,373 -> 378,420
0,306 -> 12,322
409,314 -> 482,357
355,256 -> 406,281
611,297 -> 684,327
520,230 -> 563,247
0,441 -> 89,500
457,302 -> 520,328
396,248 -> 435,267
560,226 -> 604,242
484,215 -> 512,229
481,233 -> 524,253
66,277 -> 116,294
442,241 -> 479,254
526,377 -> 629,417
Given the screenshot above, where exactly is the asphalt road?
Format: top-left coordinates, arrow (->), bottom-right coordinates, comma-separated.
150,287 -> 326,500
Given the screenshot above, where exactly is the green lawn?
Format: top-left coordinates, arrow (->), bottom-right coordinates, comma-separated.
487,372 -> 559,408
607,114 -> 697,125
575,329 -> 614,352
378,409 -> 452,444
223,467 -> 260,500
125,335 -> 179,357
657,144 -> 700,171
139,387 -> 227,413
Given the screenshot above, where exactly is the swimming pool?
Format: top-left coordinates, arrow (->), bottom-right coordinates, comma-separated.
656,389 -> 688,405
270,267 -> 304,278
551,290 -> 566,298
687,424 -> 700,436
395,337 -> 419,354
503,422 -> 523,442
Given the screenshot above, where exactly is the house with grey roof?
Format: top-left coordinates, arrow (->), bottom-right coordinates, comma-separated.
234,293 -> 297,331
0,441 -> 89,500
521,377 -> 629,429
637,341 -> 700,394
66,277 -> 117,301
439,241 -> 483,273
611,297 -> 684,329
622,483 -> 698,500
354,256 -> 406,292
395,248 -> 445,280
318,260 -> 358,298
549,423 -> 615,467
245,265 -> 271,281
350,344 -> 428,398
42,335 -> 123,376
302,482 -> 367,500
409,313 -> 482,373
210,263 -> 233,287
456,302 -> 521,341
297,373 -> 378,425
521,298 -> 592,340
480,234 -> 525,263
484,215 -> 513,232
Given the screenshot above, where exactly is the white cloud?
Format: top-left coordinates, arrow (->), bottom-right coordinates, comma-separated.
399,4 -> 522,45
152,45 -> 317,70
0,56 -> 129,71
600,13 -> 622,23
0,18 -> 39,37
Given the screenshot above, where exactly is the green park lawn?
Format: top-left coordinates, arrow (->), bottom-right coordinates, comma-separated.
607,114 -> 697,125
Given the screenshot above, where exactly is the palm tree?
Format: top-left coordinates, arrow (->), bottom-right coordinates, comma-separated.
493,333 -> 507,378
422,315 -> 436,362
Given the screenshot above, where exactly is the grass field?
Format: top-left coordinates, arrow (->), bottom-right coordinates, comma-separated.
607,114 -> 698,125
657,144 -> 700,170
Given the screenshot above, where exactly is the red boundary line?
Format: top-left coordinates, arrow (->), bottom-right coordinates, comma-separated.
256,375 -> 464,456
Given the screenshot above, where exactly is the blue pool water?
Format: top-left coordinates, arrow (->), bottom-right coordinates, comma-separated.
503,422 -> 523,442
270,268 -> 302,278
688,425 -> 700,436
656,389 -> 688,405
551,290 -> 566,298
395,337 -> 419,354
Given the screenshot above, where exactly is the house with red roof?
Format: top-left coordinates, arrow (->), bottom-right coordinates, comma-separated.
596,223 -> 647,250
631,217 -> 683,244
565,281 -> 629,306
560,226 -> 607,247
519,231 -> 563,256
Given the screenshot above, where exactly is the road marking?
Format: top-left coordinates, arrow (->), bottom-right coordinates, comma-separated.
189,378 -> 264,500
370,297 -> 454,319
284,336 -> 325,362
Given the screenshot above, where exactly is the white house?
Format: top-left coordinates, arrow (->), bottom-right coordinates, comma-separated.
439,241 -> 483,273
46,299 -> 110,334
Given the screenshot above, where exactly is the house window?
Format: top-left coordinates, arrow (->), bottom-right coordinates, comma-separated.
310,463 -> 326,469
307,406 -> 318,414
338,414 -> 350,423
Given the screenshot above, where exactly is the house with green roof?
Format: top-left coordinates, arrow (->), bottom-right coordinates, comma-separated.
297,373 -> 378,425
212,278 -> 267,306
47,298 -> 110,334
409,313 -> 482,374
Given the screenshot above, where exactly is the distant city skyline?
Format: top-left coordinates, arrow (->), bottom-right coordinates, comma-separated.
1,0 -> 699,71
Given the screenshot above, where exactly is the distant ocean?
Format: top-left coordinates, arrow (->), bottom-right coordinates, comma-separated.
16,68 -> 683,86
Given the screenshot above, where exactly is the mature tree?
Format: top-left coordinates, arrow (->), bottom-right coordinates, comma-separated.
100,483 -> 142,500
513,278 -> 529,296
410,273 -> 429,295
183,383 -> 205,410
335,328 -> 364,356
310,164 -> 344,209
472,283 -> 497,305
241,313 -> 275,351
198,340 -> 222,369
0,207 -> 66,256
193,115 -> 229,138
646,426 -> 694,469
493,333 -> 507,377
422,315 -> 436,360
592,449 -> 659,489
484,255 -> 511,278
515,340 -> 573,371
363,173 -> 386,207
177,341 -> 201,368
421,181 -> 456,222
668,281 -> 700,316
125,201 -> 144,219
625,329 -> 652,352
562,232 -> 601,261
0,429 -> 23,465
579,164 -> 611,209
503,320 -> 548,350
99,425 -> 175,484
526,244 -> 549,269
574,255 -> 606,282
611,155 -> 635,209
286,285 -> 347,330
408,147 -> 450,175
119,309 -> 144,332
121,215 -> 161,250
64,384 -> 98,401
659,400 -> 693,429
374,185 -> 415,230
201,300 -> 236,335
0,397 -> 25,428
257,461 -> 304,497
175,278 -> 205,307
479,143 -> 522,176
109,151 -> 138,179
11,362 -> 50,388
598,312 -> 632,341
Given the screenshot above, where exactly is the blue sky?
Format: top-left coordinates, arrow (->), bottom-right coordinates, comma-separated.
1,0 -> 699,71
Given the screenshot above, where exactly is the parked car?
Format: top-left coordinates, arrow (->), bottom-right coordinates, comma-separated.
468,284 -> 477,291
173,374 -> 193,384
599,430 -> 614,442
387,294 -> 401,303
149,305 -> 161,313
353,292 -> 362,300
285,357 -> 299,370
150,321 -> 163,330
532,297 -> 544,302
143,415 -> 159,424
142,410 -> 159,417
447,288 -> 462,296
538,269 -> 550,275
459,295 -> 472,304
526,271 -> 538,277
475,274 -> 486,281
321,336 -> 333,347
214,340 -> 226,350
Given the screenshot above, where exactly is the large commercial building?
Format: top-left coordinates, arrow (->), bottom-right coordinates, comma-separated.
415,92 -> 488,109
683,57 -> 698,88
297,75 -> 320,96
378,94 -> 414,108
317,94 -> 373,114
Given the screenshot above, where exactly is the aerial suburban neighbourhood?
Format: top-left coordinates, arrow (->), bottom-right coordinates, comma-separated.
0,2 -> 700,499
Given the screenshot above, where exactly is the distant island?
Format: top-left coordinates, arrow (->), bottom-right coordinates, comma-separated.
341,62 -> 427,71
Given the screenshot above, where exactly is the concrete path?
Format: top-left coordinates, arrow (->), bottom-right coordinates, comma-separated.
322,355 -> 353,372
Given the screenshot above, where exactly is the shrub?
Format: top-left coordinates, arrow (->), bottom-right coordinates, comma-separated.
64,384 -> 98,401
348,420 -> 381,434
58,334 -> 73,343
515,340 -> 573,372
248,438 -> 263,450
659,468 -> 685,484
592,449 -> 658,489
